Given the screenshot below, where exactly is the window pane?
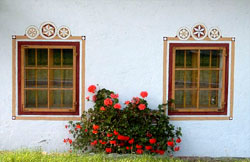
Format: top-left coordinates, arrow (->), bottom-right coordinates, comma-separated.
25,69 -> 36,88
37,70 -> 48,88
175,50 -> 184,67
37,49 -> 48,66
63,49 -> 73,66
37,90 -> 48,108
200,70 -> 210,88
25,49 -> 35,67
51,49 -> 61,66
175,90 -> 184,108
200,50 -> 210,67
25,90 -> 36,108
186,70 -> 198,88
175,70 -> 184,88
62,90 -> 73,108
185,90 -> 197,108
186,50 -> 198,68
199,90 -> 209,108
210,90 -> 221,108
211,70 -> 222,88
50,90 -> 61,108
50,70 -> 62,88
62,70 -> 73,88
211,50 -> 223,68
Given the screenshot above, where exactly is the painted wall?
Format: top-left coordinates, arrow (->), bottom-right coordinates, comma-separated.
0,0 -> 250,157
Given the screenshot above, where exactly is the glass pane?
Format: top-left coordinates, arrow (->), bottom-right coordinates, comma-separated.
175,90 -> 184,108
25,90 -> 36,108
51,49 -> 61,66
186,70 -> 198,88
25,49 -> 35,67
62,90 -> 73,108
210,90 -> 220,108
175,50 -> 184,67
37,49 -> 48,66
62,70 -> 73,88
37,70 -> 48,88
211,70 -> 222,88
25,69 -> 36,88
199,90 -> 209,108
186,50 -> 198,68
200,50 -> 210,67
200,70 -> 210,88
211,50 -> 223,68
37,90 -> 48,108
63,49 -> 73,66
185,90 -> 197,108
175,70 -> 184,88
50,70 -> 62,88
50,90 -> 61,108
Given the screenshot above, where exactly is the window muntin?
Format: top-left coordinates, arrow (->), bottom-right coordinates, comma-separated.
168,44 -> 229,115
18,42 -> 80,115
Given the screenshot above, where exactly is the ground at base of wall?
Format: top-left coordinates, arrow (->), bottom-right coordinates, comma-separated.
0,150 -> 249,162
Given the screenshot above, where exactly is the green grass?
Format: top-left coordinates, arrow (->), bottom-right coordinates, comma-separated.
0,150 -> 249,162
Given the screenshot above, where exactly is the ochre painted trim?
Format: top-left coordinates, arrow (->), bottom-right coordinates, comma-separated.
163,39 -> 167,113
169,116 -> 230,121
12,37 -> 17,117
14,116 -> 81,121
16,35 -> 83,40
81,39 -> 86,113
229,39 -> 235,119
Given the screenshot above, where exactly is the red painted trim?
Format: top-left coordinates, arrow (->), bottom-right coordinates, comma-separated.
168,43 -> 229,115
17,41 -> 80,115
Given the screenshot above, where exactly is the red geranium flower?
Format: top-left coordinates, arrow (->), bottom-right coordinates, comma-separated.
114,103 -> 121,109
174,146 -> 180,152
91,140 -> 98,146
100,106 -> 106,111
136,144 -> 143,149
125,101 -> 130,105
65,125 -> 68,129
149,138 -> 156,144
68,139 -> 72,144
110,93 -> 119,99
84,129 -> 88,132
118,143 -> 125,146
102,141 -> 107,145
76,124 -> 81,129
136,149 -> 143,154
145,146 -> 152,150
93,124 -> 99,130
63,139 -> 67,143
131,97 -> 140,104
104,98 -> 113,106
114,130 -> 119,136
107,133 -> 113,137
128,138 -> 134,144
117,135 -> 129,141
92,95 -> 97,102
88,85 -> 96,93
176,138 -> 181,143
86,96 -> 90,101
138,104 -> 146,110
140,91 -> 148,98
126,146 -> 130,150
158,150 -> 165,155
106,148 -> 112,153
92,130 -> 98,134
109,140 -> 116,145
167,141 -> 174,147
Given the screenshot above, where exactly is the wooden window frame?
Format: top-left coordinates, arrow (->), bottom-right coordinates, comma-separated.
12,35 -> 85,120
163,37 -> 235,120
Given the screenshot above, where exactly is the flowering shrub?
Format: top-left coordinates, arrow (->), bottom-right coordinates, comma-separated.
64,85 -> 182,155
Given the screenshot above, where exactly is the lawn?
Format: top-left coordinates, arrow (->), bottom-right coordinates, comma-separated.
0,150 -> 249,162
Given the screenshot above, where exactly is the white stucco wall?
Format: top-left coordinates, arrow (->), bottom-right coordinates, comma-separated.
0,0 -> 250,157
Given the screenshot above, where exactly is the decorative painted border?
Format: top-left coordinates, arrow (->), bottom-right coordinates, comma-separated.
12,35 -> 86,121
162,37 -> 235,120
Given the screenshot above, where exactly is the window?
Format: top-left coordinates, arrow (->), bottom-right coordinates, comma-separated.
163,38 -> 235,120
17,42 -> 80,115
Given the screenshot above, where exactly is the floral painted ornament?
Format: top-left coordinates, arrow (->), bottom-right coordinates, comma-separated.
57,26 -> 71,39
40,21 -> 57,39
208,27 -> 221,40
25,25 -> 39,39
177,27 -> 190,40
191,23 -> 207,40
